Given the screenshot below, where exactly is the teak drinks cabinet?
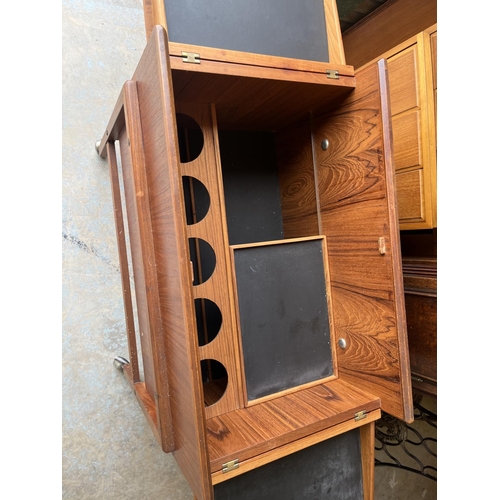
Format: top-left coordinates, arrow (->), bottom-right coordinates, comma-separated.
97,2 -> 413,499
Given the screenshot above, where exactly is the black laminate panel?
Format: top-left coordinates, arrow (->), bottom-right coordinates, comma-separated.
233,238 -> 333,401
220,131 -> 284,245
164,0 -> 330,62
214,429 -> 364,500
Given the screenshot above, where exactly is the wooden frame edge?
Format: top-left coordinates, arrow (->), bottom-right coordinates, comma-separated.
377,58 -> 414,424
324,0 -> 346,66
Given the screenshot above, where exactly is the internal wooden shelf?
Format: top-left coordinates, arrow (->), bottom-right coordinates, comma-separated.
205,378 -> 380,472
169,57 -> 356,130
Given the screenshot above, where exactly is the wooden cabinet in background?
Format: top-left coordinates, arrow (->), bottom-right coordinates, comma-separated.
402,258 -> 437,397
359,25 -> 437,230
427,25 -> 437,127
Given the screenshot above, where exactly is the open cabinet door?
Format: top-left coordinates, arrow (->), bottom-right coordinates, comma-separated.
99,26 -> 213,500
313,60 -> 413,423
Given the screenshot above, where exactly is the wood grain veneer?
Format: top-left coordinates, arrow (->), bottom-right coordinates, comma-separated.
205,378 -> 380,473
386,45 -> 419,114
313,60 -> 413,423
211,409 -> 381,485
396,170 -> 424,220
392,110 -> 421,170
276,120 -> 320,238
98,20 -> 417,499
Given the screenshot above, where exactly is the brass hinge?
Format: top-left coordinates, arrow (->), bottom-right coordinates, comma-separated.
354,410 -> 368,422
326,69 -> 339,79
222,459 -> 239,473
181,51 -> 201,64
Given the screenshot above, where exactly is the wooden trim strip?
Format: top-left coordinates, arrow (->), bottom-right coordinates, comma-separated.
169,54 -> 354,85
106,141 -> 140,383
145,27 -> 214,499
143,0 -> 154,39
97,86 -> 125,158
209,103 -> 245,411
324,0 -> 346,66
168,42 -> 353,76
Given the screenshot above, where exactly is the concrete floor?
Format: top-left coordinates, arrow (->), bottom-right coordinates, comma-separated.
62,1 -> 193,498
62,1 -> 437,498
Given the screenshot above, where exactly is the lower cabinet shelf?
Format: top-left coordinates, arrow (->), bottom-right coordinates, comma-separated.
207,378 -> 380,474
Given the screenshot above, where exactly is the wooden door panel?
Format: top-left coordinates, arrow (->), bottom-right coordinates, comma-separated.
314,111 -> 387,209
322,200 -> 395,294
313,60 -> 413,423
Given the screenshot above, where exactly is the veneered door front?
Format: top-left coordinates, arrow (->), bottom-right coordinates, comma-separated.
313,59 -> 413,423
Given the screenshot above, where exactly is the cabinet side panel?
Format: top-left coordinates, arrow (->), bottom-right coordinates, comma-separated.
132,27 -> 212,499
313,61 -> 413,422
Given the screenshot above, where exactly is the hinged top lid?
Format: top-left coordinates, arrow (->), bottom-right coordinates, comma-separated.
145,0 -> 350,74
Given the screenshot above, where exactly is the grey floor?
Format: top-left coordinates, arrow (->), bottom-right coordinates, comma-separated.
61,1 -> 437,499
62,0 -> 193,498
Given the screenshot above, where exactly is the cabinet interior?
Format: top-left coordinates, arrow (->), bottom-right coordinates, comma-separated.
177,109 -> 337,410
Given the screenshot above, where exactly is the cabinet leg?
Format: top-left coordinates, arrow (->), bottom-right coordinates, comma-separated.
360,421 -> 375,500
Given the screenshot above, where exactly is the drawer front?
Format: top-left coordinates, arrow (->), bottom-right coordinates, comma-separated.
396,170 -> 424,221
392,110 -> 421,171
387,45 -> 419,115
